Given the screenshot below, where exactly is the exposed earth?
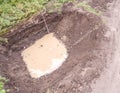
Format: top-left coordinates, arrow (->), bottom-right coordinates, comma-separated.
0,0 -> 120,93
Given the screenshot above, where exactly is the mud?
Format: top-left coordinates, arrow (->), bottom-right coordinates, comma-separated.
0,0 -> 114,93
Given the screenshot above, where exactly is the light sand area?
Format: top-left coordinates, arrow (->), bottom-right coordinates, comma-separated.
21,33 -> 68,78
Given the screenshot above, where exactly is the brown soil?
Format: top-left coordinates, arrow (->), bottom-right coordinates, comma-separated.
0,0 -> 114,93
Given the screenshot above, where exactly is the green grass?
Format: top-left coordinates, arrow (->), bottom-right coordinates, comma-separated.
75,1 -> 101,16
0,0 -> 49,35
0,0 -> 74,36
0,0 -> 99,37
46,0 -> 73,14
0,76 -> 7,93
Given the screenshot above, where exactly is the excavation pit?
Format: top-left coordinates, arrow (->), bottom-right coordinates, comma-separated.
0,10 -> 109,93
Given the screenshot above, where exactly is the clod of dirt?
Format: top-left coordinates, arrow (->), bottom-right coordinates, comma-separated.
21,33 -> 68,78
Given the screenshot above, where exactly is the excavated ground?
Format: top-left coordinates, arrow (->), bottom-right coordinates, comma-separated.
0,0 -> 114,93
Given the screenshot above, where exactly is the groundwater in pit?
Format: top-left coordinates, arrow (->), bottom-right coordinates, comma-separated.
21,33 -> 68,78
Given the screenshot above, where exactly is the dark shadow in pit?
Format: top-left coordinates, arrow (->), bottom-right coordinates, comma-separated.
0,11 -> 109,93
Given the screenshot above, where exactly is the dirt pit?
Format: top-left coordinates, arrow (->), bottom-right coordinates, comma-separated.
0,5 -> 113,93
22,33 -> 68,78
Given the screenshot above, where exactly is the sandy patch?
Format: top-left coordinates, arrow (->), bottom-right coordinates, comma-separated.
21,33 -> 68,78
